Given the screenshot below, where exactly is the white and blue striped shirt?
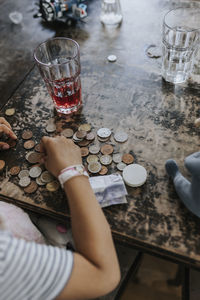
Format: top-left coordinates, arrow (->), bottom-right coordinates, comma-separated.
0,230 -> 73,300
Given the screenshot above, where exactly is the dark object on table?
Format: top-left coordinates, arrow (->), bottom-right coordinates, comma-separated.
34,0 -> 88,23
166,152 -> 200,217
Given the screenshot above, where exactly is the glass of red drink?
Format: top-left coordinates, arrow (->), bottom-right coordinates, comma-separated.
34,37 -> 82,115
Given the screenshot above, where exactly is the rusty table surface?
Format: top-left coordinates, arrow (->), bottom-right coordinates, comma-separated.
1,0 -> 200,268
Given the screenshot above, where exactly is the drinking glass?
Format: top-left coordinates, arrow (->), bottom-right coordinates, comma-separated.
34,37 -> 82,115
100,0 -> 122,26
162,7 -> 200,84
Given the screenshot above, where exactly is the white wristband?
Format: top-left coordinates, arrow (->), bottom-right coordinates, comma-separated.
58,165 -> 89,188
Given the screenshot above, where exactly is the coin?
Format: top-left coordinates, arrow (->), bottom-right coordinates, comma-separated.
87,155 -> 99,164
122,164 -> 147,187
97,128 -> 111,139
73,132 -> 83,142
35,144 -> 42,152
24,181 -> 38,193
78,140 -> 91,147
88,162 -> 102,174
107,55 -> 117,62
29,166 -> 42,178
100,155 -> 112,165
5,108 -> 15,116
114,131 -> 128,143
0,160 -> 5,172
89,145 -> 100,155
78,124 -> 91,132
122,153 -> 134,164
99,166 -> 108,175
18,169 -> 29,179
97,136 -> 110,143
46,181 -> 60,192
19,176 -> 31,187
46,124 -> 56,133
10,166 -> 20,176
40,171 -> 54,183
117,162 -> 127,171
7,139 -> 17,148
24,140 -> 35,150
61,128 -> 74,138
86,132 -> 95,141
26,152 -> 41,164
36,176 -> 46,186
101,144 -> 114,155
113,153 -> 122,163
76,130 -> 87,139
22,130 -> 33,140
81,147 -> 89,157
195,118 -> 200,127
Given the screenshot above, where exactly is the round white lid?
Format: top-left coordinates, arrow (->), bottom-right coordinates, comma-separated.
122,164 -> 147,187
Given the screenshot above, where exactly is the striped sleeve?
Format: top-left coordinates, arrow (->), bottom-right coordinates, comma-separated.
0,231 -> 73,300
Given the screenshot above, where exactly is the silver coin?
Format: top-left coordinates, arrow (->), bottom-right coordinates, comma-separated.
40,171 -> 54,183
29,166 -> 42,178
89,145 -> 100,155
107,54 -> 117,62
117,162 -> 127,171
86,132 -> 95,141
88,162 -> 102,174
100,155 -> 112,166
114,131 -> 128,143
87,155 -> 99,164
36,176 -> 46,186
18,170 -> 29,179
73,132 -> 83,142
97,128 -> 111,139
113,153 -> 122,164
46,124 -> 56,133
19,176 -> 31,187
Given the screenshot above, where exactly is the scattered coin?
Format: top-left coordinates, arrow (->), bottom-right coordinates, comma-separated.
86,132 -> 95,141
78,140 -> 91,147
61,128 -> 74,138
97,128 -> 111,139
22,130 -> 33,140
29,166 -> 42,178
24,140 -> 35,150
36,176 -> 46,186
7,139 -> 17,148
81,147 -> 89,157
99,166 -> 108,175
194,118 -> 200,127
122,153 -> 134,164
24,181 -> 38,193
19,176 -> 31,187
46,181 -> 60,192
10,166 -> 20,176
35,144 -> 42,152
0,160 -> 5,172
97,136 -> 110,142
78,124 -> 91,132
100,155 -> 112,165
117,162 -> 127,171
18,169 -> 29,179
76,130 -> 87,139
101,144 -> 114,155
40,171 -> 54,183
26,152 -> 41,164
89,145 -> 100,155
5,108 -> 15,116
46,124 -> 56,133
107,54 -> 117,62
88,162 -> 102,174
122,164 -> 147,187
73,132 -> 83,142
114,131 -> 128,143
87,155 -> 99,164
113,153 -> 122,163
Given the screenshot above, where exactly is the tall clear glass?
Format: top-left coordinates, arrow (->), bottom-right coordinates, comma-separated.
162,8 -> 200,84
34,37 -> 82,115
100,0 -> 122,26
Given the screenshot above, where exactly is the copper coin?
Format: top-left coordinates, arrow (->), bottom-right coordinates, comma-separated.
97,136 -> 110,143
46,181 -> 60,192
0,160 -> 5,171
26,152 -> 41,164
5,108 -> 15,116
24,140 -> 35,150
101,144 -> 114,155
22,130 -> 33,140
78,140 -> 90,147
76,130 -> 87,139
122,153 -> 134,164
10,166 -> 20,176
24,181 -> 38,194
81,147 -> 89,157
86,132 -> 95,141
7,139 -> 17,148
99,166 -> 108,175
61,128 -> 74,138
35,144 -> 42,152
